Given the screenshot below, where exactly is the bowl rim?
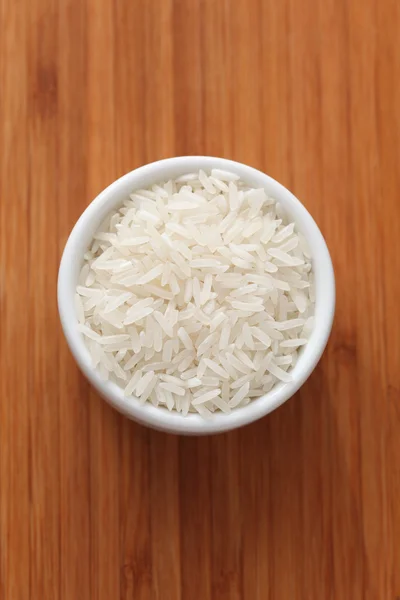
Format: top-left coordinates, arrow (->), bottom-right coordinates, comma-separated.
58,156 -> 335,435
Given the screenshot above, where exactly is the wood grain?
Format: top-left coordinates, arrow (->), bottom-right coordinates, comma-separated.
1,0 -> 399,598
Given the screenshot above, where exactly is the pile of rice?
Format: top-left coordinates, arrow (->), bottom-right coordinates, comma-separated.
75,169 -> 314,417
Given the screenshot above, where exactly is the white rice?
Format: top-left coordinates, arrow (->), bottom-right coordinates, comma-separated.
76,169 -> 315,417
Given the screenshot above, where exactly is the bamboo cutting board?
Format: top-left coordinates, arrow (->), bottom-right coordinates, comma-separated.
1,0 -> 399,598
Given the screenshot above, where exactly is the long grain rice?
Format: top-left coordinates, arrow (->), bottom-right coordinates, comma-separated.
76,169 -> 315,416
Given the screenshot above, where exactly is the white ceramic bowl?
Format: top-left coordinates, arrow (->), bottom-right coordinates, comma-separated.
58,156 -> 335,435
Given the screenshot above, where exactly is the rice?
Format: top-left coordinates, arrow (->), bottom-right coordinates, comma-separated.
76,169 -> 315,416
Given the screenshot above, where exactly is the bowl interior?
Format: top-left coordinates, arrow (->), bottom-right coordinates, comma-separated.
58,156 -> 335,434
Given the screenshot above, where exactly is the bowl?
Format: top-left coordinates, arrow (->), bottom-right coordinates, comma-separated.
58,156 -> 335,435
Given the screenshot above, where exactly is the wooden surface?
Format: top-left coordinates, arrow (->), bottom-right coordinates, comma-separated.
1,0 -> 399,598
